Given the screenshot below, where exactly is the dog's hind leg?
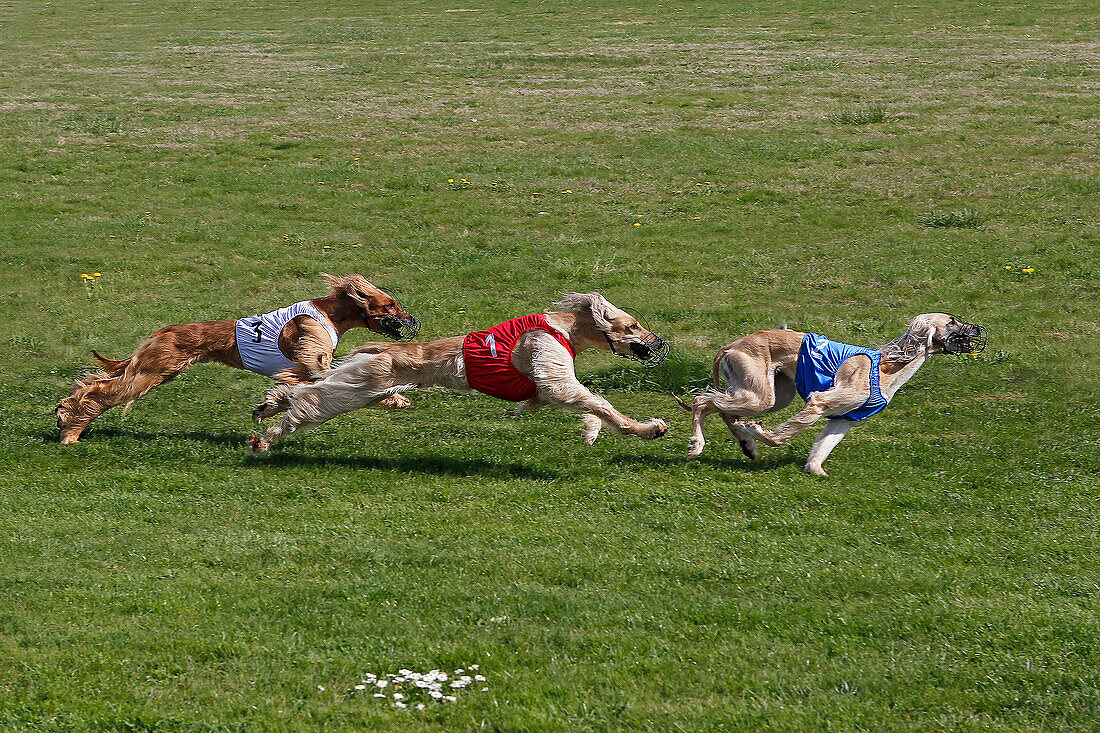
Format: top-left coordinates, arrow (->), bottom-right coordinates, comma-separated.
57,342 -> 201,444
719,413 -> 757,460
803,419 -> 852,477
249,382 -> 416,453
711,373 -> 795,459
253,383 -> 296,423
249,357 -> 417,453
687,389 -> 772,458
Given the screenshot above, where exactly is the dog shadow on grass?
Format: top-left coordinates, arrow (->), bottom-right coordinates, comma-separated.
46,426 -> 558,479
609,451 -> 801,472
252,451 -> 559,480
42,426 -> 246,448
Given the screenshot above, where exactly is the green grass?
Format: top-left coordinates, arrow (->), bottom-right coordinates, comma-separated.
919,207 -> 985,229
2,0 -> 1099,730
828,104 -> 890,126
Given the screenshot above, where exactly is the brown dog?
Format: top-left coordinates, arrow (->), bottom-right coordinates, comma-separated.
56,274 -> 420,444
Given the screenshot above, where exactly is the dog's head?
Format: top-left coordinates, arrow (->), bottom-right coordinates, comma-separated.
553,292 -> 669,367
323,274 -> 420,341
894,313 -> 988,357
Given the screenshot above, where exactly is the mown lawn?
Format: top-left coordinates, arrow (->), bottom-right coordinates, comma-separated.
1,1 -> 1097,730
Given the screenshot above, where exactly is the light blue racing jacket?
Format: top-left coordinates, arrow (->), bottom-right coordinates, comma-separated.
235,301 -> 339,378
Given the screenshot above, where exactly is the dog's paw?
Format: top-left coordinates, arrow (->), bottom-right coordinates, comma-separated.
803,463 -> 828,477
252,402 -> 276,423
379,394 -> 411,410
246,434 -> 270,454
580,413 -> 602,445
736,436 -> 758,460
687,438 -> 704,458
642,418 -> 668,439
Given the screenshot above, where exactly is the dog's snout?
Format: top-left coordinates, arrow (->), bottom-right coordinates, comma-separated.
944,321 -> 987,354
381,314 -> 420,342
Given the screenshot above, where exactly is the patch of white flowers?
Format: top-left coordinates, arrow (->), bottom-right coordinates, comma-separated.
350,665 -> 488,709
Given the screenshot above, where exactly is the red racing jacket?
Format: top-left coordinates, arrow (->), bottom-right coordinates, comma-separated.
462,314 -> 576,402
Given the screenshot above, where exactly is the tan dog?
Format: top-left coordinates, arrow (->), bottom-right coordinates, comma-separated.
247,292 -> 671,454
56,274 -> 419,444
680,314 -> 986,476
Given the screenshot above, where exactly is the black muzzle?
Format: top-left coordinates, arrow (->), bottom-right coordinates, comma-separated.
379,314 -> 421,342
944,323 -> 987,354
620,332 -> 670,368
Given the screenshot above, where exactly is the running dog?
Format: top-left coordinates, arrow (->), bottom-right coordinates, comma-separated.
679,313 -> 987,476
247,292 -> 670,453
56,274 -> 420,444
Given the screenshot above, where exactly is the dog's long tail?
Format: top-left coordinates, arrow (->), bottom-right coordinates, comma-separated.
91,350 -> 131,374
671,393 -> 692,411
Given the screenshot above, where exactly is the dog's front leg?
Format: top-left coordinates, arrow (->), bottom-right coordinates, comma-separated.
540,381 -> 666,442
803,419 -> 851,476
523,333 -> 665,442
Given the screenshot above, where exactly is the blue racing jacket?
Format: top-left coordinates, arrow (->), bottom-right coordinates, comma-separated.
794,333 -> 888,421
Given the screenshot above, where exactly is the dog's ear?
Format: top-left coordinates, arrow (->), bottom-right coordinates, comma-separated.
883,315 -> 935,361
553,292 -> 614,332
321,273 -> 347,295
323,273 -> 374,306
910,315 -> 936,349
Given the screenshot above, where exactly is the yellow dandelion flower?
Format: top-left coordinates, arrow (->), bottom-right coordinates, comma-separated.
81,273 -> 91,279
562,189 -> 572,194
1004,265 -> 1012,270
633,222 -> 641,227
448,179 -> 454,183
636,214 -> 643,218
92,272 -> 101,277
1022,267 -> 1035,273
692,216 -> 701,220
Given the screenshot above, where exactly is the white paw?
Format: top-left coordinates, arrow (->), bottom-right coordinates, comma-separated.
803,463 -> 828,477
581,414 -> 602,445
643,418 -> 669,439
687,439 -> 704,459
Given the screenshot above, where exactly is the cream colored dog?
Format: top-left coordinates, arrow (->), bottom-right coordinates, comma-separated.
681,313 -> 986,476
247,293 -> 670,453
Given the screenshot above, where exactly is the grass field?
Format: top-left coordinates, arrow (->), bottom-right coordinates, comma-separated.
2,0 -> 1099,730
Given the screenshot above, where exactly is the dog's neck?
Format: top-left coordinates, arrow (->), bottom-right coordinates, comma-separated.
543,311 -> 608,353
309,295 -> 363,335
878,349 -> 930,401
